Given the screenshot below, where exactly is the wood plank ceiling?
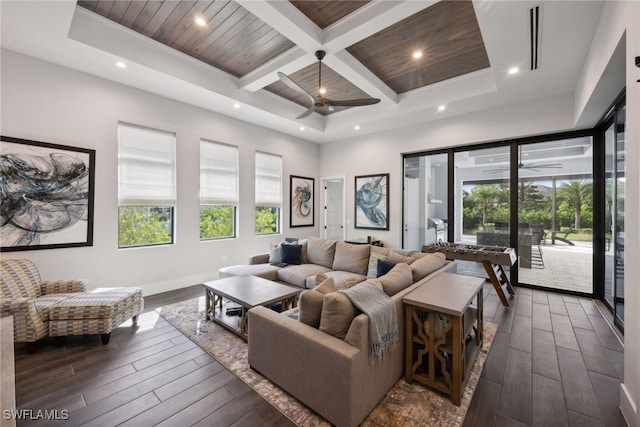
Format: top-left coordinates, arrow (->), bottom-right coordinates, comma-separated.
77,0 -> 490,116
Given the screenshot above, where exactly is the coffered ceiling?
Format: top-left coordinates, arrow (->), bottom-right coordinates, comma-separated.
0,1 -> 611,143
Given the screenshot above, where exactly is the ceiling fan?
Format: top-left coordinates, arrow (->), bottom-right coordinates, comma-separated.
483,146 -> 563,174
277,50 -> 381,119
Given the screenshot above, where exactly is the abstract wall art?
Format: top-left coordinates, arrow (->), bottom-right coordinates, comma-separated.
355,173 -> 389,230
290,175 -> 314,227
1,136 -> 95,252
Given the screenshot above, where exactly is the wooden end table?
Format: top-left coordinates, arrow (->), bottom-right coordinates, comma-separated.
203,275 -> 299,340
403,272 -> 484,406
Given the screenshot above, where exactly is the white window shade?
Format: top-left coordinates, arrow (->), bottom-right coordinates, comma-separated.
255,151 -> 282,208
118,123 -> 176,206
200,140 -> 238,205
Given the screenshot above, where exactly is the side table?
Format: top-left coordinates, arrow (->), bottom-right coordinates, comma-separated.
403,272 -> 483,406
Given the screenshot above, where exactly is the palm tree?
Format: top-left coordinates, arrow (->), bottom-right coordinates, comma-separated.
558,180 -> 591,229
469,184 -> 501,227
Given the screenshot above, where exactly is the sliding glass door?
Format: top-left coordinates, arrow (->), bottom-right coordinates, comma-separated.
516,138 -> 594,293
604,105 -> 625,329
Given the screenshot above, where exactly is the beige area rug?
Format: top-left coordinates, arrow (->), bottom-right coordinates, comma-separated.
157,297 -> 497,427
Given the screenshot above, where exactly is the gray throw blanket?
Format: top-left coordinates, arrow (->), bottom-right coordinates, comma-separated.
339,282 -> 398,363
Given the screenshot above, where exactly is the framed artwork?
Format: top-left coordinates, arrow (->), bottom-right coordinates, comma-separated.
290,175 -> 314,227
1,136 -> 95,252
355,173 -> 389,230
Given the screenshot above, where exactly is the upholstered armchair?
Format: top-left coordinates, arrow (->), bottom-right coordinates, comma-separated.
0,259 -> 87,351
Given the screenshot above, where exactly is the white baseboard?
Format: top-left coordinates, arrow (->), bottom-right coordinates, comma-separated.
620,383 -> 637,427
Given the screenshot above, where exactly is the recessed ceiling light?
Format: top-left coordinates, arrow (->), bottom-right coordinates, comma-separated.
438,105 -> 446,111
233,102 -> 240,109
508,66 -> 519,75
412,50 -> 423,60
195,17 -> 207,27
116,61 -> 126,69
354,125 -> 360,130
299,126 -> 305,131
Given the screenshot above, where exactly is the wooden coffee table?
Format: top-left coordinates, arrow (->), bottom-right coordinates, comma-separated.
203,275 -> 299,340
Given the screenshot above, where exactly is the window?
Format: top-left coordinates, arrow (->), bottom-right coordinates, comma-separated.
200,140 -> 238,240
118,123 -> 176,248
255,151 -> 282,235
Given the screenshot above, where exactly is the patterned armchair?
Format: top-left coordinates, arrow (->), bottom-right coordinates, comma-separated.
0,259 -> 87,351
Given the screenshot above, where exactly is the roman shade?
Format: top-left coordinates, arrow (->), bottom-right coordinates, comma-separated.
118,123 -> 176,206
255,151 -> 282,208
200,140 -> 238,206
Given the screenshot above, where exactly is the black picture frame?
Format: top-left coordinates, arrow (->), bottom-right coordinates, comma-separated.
0,135 -> 95,252
355,173 -> 389,230
290,175 -> 314,227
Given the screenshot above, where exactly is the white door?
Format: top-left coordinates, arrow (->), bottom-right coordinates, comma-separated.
323,178 -> 344,240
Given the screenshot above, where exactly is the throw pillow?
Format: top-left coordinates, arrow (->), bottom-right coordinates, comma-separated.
281,244 -> 302,265
298,290 -> 325,328
268,243 -> 282,263
378,262 -> 413,296
410,252 -> 446,282
376,258 -> 396,277
314,277 -> 337,294
367,245 -> 389,278
319,292 -> 358,339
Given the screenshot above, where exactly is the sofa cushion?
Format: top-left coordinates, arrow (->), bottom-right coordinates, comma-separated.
319,292 -> 358,339
332,241 -> 370,275
306,270 -> 366,289
281,244 -> 302,265
306,237 -> 337,269
277,264 -> 332,288
377,262 -> 413,296
298,289 -> 325,328
219,264 -> 281,281
410,252 -> 446,282
366,245 -> 389,278
385,251 -> 416,265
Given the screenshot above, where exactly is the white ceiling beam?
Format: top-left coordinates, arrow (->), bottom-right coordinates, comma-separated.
235,0 -> 322,52
239,46 -> 314,92
326,51 -> 398,104
323,0 -> 438,52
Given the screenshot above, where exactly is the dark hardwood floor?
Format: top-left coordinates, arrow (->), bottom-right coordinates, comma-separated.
12,283 -> 625,426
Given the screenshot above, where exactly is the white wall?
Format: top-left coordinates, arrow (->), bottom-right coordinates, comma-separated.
0,49 -> 321,296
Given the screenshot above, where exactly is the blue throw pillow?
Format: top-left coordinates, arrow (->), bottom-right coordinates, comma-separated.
281,244 -> 302,265
377,259 -> 396,277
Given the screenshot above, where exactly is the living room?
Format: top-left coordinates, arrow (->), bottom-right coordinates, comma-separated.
1,1 -> 638,426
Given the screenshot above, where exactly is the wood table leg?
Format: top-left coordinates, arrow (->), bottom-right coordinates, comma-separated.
482,260 -> 512,308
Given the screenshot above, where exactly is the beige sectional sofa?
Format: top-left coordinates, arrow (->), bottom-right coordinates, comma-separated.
220,237 -> 454,427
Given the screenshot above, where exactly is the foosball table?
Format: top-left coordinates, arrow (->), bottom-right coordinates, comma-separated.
422,242 -> 516,308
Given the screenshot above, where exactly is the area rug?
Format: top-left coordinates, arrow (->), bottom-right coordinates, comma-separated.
157,297 -> 497,427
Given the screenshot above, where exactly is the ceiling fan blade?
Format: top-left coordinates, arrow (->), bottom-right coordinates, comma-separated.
324,98 -> 381,107
277,72 -> 315,106
296,106 -> 316,119
523,163 -> 563,169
